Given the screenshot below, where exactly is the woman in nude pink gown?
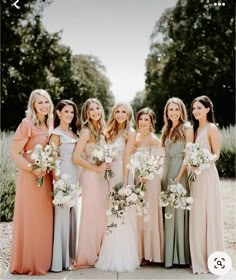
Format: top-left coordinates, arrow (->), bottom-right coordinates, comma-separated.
189,95 -> 224,274
10,89 -> 54,275
134,108 -> 164,265
73,98 -> 109,268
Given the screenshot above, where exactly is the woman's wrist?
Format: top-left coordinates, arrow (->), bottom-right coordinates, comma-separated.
27,162 -> 33,172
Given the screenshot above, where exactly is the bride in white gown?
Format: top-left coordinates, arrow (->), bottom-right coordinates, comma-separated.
95,102 -> 140,272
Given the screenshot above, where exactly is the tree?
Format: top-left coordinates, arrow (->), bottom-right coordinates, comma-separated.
72,55 -> 115,117
144,0 -> 235,128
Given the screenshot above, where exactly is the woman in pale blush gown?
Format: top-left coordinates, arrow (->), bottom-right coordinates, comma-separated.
161,97 -> 193,268
72,98 -> 109,268
189,95 -> 224,274
95,102 -> 140,272
49,100 -> 80,271
134,108 -> 164,265
10,89 -> 54,275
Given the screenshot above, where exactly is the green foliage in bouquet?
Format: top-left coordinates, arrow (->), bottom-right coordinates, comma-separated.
0,132 -> 17,221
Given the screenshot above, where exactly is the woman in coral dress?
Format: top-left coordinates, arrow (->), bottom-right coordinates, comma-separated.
161,97 -> 193,268
134,108 -> 164,265
49,100 -> 80,271
95,102 -> 140,272
10,89 -> 54,275
73,98 -> 109,268
189,95 -> 224,274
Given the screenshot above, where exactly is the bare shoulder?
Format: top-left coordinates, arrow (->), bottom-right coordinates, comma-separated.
128,127 -> 136,136
151,133 -> 161,147
208,123 -> 220,136
79,128 -> 90,140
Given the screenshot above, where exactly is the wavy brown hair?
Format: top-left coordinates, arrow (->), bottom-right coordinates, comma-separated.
136,107 -> 156,133
54,100 -> 80,135
161,97 -> 188,146
106,102 -> 133,142
81,98 -> 106,142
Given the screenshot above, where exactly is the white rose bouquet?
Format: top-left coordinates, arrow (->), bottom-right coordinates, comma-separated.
127,151 -> 163,191
159,182 -> 193,219
184,142 -> 217,182
91,142 -> 118,180
28,142 -> 60,187
106,182 -> 149,233
52,174 -> 82,207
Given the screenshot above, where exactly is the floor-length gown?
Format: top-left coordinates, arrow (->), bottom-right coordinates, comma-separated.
10,117 -> 53,275
51,128 -> 81,272
95,136 -> 140,272
161,125 -> 191,268
136,146 -> 164,263
75,142 -> 109,267
189,125 -> 224,274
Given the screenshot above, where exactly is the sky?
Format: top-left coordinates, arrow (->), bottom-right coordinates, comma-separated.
42,0 -> 177,102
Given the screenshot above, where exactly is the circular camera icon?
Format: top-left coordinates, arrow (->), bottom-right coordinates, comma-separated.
208,251 -> 232,275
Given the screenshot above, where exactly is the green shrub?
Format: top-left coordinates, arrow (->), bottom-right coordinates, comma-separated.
0,131 -> 17,221
217,125 -> 236,177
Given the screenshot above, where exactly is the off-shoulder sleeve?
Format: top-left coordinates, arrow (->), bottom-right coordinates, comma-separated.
13,118 -> 32,140
50,128 -> 65,143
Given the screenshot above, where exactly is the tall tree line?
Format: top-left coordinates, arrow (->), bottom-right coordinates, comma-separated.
1,0 -> 114,130
133,0 -> 235,131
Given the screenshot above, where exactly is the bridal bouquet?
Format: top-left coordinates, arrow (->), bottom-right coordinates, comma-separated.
91,142 -> 118,180
127,151 -> 163,191
159,182 -> 193,219
29,142 -> 60,187
52,174 -> 82,207
184,142 -> 216,182
106,182 -> 149,232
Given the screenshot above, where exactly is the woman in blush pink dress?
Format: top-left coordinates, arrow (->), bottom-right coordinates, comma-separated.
72,98 -> 109,268
95,102 -> 140,272
10,89 -> 54,275
134,108 -> 164,265
189,96 -> 224,274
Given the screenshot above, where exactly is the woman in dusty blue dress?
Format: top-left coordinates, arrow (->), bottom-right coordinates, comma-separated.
161,97 -> 193,268
49,100 -> 80,272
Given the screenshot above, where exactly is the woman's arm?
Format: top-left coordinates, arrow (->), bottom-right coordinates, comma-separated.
175,127 -> 194,182
72,128 -> 107,172
10,138 -> 46,177
208,124 -> 221,160
123,129 -> 136,185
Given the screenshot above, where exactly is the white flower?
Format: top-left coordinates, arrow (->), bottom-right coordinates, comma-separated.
165,213 -> 173,219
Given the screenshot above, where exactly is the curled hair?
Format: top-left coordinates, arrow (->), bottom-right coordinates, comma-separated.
191,95 -> 216,133
81,98 -> 106,142
136,107 -> 156,133
161,97 -> 188,146
106,102 -> 134,142
25,89 -> 54,127
54,99 -> 80,135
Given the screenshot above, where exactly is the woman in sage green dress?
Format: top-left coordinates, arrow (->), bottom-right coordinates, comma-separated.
161,97 -> 193,268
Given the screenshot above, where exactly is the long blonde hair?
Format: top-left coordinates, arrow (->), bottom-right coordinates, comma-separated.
81,98 -> 106,142
106,102 -> 133,142
161,97 -> 188,146
25,89 -> 54,127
